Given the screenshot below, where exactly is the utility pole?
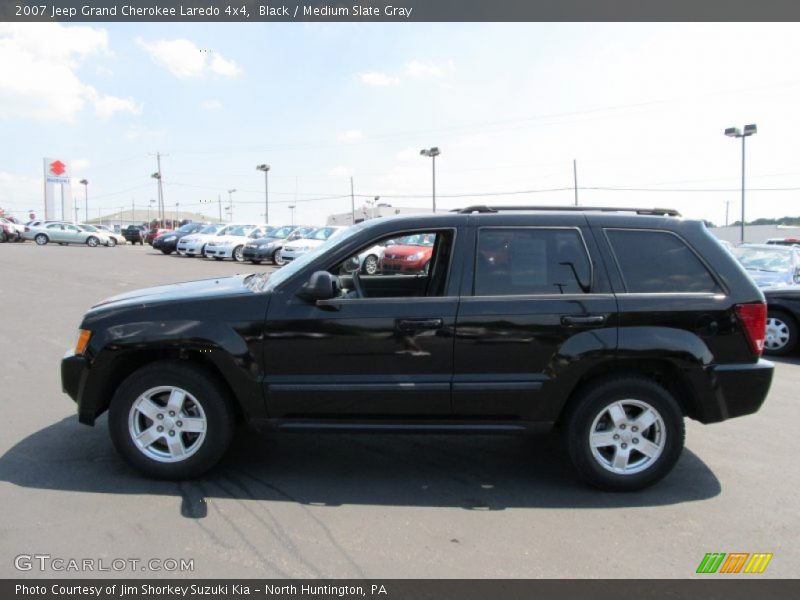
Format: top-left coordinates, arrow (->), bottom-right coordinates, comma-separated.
420,147 -> 440,213
725,199 -> 731,227
80,179 -> 89,221
256,164 -> 270,223
227,189 -> 236,222
573,159 -> 579,206
218,194 -> 223,222
350,176 -> 355,225
149,151 -> 167,225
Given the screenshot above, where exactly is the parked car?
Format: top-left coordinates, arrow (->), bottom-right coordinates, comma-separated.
242,225 -> 313,265
61,206 -> 773,490
0,217 -> 24,242
356,243 -> 386,275
278,226 -> 345,263
122,225 -> 146,245
23,222 -> 113,247
77,224 -> 119,247
145,227 -> 173,245
175,223 -> 227,257
379,233 -> 435,274
92,225 -> 127,245
204,224 -> 267,262
731,244 -> 800,288
762,287 -> 800,356
152,222 -> 209,255
766,237 -> 800,247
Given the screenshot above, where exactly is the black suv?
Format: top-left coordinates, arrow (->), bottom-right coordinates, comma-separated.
61,206 -> 773,490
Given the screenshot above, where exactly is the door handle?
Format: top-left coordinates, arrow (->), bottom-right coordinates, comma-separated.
561,314 -> 606,326
397,318 -> 444,332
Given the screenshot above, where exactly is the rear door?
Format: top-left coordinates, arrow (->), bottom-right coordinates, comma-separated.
452,214 -> 618,423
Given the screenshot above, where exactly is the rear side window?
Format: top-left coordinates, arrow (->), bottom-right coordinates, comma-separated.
606,229 -> 721,293
475,228 -> 592,296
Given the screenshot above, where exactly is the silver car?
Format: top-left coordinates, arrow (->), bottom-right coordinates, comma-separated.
23,222 -> 112,247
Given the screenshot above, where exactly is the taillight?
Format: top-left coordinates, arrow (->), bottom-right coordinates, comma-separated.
735,302 -> 767,356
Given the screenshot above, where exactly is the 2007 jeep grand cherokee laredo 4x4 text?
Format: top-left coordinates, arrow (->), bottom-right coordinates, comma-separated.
61,206 -> 773,490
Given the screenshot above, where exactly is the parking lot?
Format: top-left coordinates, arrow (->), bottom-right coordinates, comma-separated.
1,241 -> 799,578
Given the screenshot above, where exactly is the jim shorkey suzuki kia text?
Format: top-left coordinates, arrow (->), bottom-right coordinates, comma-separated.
61,206 -> 773,491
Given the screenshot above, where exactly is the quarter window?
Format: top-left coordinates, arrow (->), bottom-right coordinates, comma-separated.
606,229 -> 721,293
474,228 -> 592,296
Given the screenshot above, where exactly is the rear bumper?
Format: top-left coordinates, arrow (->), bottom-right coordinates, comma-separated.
698,359 -> 774,423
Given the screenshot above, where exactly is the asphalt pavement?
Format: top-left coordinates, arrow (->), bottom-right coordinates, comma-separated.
1,242 -> 798,578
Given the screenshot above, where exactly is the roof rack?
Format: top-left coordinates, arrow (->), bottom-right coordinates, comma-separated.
453,205 -> 681,217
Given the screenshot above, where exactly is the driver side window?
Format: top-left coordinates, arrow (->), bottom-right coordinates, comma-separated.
331,229 -> 454,299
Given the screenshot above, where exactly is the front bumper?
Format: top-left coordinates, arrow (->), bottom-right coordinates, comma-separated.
697,359 -> 774,423
178,241 -> 204,256
242,245 -> 274,261
381,259 -> 426,274
61,351 -> 96,425
205,246 -> 234,259
154,238 -> 178,252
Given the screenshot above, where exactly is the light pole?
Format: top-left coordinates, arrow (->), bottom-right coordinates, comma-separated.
288,204 -> 296,226
227,188 -> 236,222
174,202 -> 179,227
148,199 -> 155,226
419,147 -> 440,213
725,124 -> 757,243
256,164 -> 270,223
79,179 -> 88,222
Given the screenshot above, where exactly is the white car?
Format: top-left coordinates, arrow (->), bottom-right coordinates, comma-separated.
279,226 -> 346,263
78,224 -> 124,246
23,222 -> 114,247
204,224 -> 270,262
357,244 -> 386,275
176,223 -> 226,256
93,224 -> 128,245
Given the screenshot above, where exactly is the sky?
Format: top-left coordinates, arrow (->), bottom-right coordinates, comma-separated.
1,21 -> 800,227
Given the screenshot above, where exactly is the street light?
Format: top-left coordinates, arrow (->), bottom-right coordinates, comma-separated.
148,199 -> 155,226
256,164 -> 270,224
174,202 -> 180,227
725,124 -> 757,243
79,179 -> 88,223
288,204 -> 296,226
420,147 -> 440,213
227,188 -> 236,222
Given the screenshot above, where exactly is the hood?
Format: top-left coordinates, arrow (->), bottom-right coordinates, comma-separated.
208,234 -> 251,245
383,244 -> 431,258
747,269 -> 794,288
89,275 -> 260,313
181,233 -> 216,243
285,238 -> 325,250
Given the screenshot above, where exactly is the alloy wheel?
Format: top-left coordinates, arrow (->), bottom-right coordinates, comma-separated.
766,317 -> 791,351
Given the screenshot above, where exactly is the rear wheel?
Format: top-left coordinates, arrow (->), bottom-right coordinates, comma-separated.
34,234 -> 49,246
564,376 -> 684,491
765,310 -> 798,356
107,238 -> 117,247
272,249 -> 286,266
108,361 -> 235,479
86,236 -> 99,247
233,245 -> 245,262
362,254 -> 379,275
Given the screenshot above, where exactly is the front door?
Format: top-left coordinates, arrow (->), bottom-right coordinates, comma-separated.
263,228 -> 463,419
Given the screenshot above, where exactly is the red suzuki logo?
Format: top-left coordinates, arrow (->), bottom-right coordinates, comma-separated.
50,160 -> 66,176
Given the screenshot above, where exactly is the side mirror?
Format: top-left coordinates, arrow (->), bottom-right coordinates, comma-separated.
296,271 -> 338,302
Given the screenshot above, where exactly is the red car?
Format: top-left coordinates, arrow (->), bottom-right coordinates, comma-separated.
379,233 -> 435,274
145,227 -> 172,245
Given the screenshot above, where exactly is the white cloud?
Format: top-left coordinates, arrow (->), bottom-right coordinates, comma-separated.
200,99 -> 223,110
405,60 -> 451,78
337,129 -> 364,143
95,65 -> 113,77
359,72 -> 400,86
71,158 -> 91,171
0,23 -> 137,122
328,166 -> 354,179
137,37 -> 242,79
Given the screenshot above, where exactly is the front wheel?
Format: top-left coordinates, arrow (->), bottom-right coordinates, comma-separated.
108,361 -> 235,479
564,376 -> 684,491
765,311 -> 798,356
34,234 -> 49,246
362,254 -> 379,275
86,236 -> 99,247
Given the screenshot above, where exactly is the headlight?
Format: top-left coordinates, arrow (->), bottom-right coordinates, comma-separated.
74,329 -> 91,355
407,253 -> 423,261
163,236 -> 176,242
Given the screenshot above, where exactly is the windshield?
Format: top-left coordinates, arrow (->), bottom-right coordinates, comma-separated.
217,224 -> 254,236
267,225 -> 360,290
199,224 -> 221,234
177,223 -> 196,233
394,233 -> 434,247
732,246 -> 794,272
269,226 -> 294,239
79,224 -> 98,232
305,227 -> 340,241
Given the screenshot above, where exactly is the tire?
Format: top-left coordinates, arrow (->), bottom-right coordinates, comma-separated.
564,376 -> 685,491
161,249 -> 173,255
108,361 -> 235,479
765,310 -> 798,356
233,245 -> 244,262
34,234 -> 49,246
107,238 -> 117,247
86,236 -> 99,247
362,254 -> 379,275
272,249 -> 286,266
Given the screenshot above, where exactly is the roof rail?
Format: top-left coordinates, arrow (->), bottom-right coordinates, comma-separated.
453,205 -> 681,217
